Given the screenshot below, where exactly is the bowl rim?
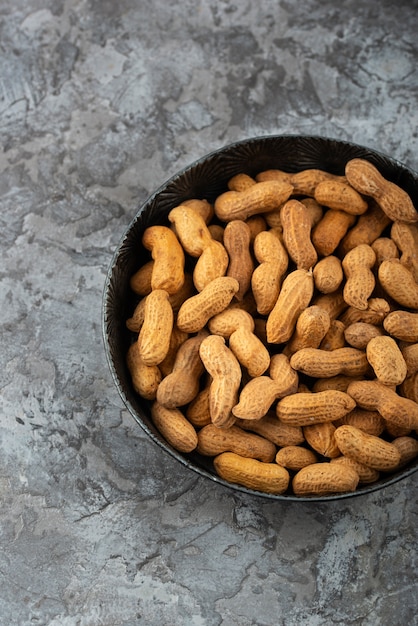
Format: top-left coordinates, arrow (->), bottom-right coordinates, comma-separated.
102,133 -> 418,502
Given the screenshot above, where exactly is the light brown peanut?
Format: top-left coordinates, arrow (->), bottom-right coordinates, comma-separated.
347,379 -> 418,431
236,412 -> 304,447
151,401 -> 198,453
199,334 -> 242,428
312,209 -> 356,257
186,384 -> 212,428
168,204 -> 213,256
319,320 -> 347,351
290,347 -> 370,378
345,158 -> 418,223
280,199 -> 318,269
251,228 -> 288,315
314,179 -> 368,215
343,322 -> 383,350
158,325 -> 189,377
223,219 -> 254,300
293,462 -> 359,496
401,343 -> 418,376
138,289 -> 174,366
177,276 -> 239,333
126,342 -> 162,400
284,305 -> 331,356
214,180 -> 294,221
383,310 -> 418,342
276,446 -> 318,471
266,268 -> 314,344
334,424 -> 401,471
342,244 -> 376,310
366,335 -> 407,386
378,259 -> 418,309
276,390 -> 356,426
213,452 -> 290,494
339,297 -> 390,326
156,331 -> 207,408
330,456 -> 380,484
227,173 -> 257,192
197,424 -> 276,462
303,422 -> 340,458
142,225 -> 185,294
313,255 -> 344,294
371,237 -> 399,266
391,436 -> 418,467
391,221 -> 418,281
339,200 -> 391,255
130,260 -> 154,296
193,239 -> 229,292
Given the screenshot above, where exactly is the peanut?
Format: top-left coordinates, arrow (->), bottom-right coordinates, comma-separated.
193,239 -> 229,292
280,199 -> 318,270
383,310 -> 418,342
339,200 -> 391,255
214,180 -> 294,222
142,225 -> 185,294
130,260 -> 153,296
339,297 -> 390,326
334,424 -> 401,471
342,244 -> 376,310
371,236 -> 399,266
378,259 -> 418,309
319,320 -> 347,351
156,331 -> 208,408
284,305 -> 331,356
345,158 -> 418,223
251,228 -> 288,315
391,436 -> 418,467
151,401 -> 198,453
228,172 -> 257,192
312,209 -> 356,257
343,322 -> 383,350
177,276 -> 239,333
330,456 -> 380,484
186,384 -> 212,428
276,446 -> 318,471
290,347 -> 370,379
391,221 -> 418,281
314,179 -> 368,215
213,452 -> 290,494
199,334 -> 242,428
223,219 -> 254,300
236,412 -> 304,447
347,379 -> 418,431
366,335 -> 407,386
266,268 -> 314,344
313,255 -> 344,294
197,424 -> 276,462
303,422 -> 340,458
401,343 -> 418,376
138,289 -> 174,366
168,204 -> 213,256
276,390 -> 356,426
126,342 -> 162,400
293,463 -> 359,496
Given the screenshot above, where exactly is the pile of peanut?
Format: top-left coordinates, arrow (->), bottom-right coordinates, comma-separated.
125,157 -> 418,496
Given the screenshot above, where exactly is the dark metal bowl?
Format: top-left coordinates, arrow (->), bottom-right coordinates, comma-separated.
102,135 -> 418,501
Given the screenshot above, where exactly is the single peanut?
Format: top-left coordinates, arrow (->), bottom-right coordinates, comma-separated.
251,228 -> 288,315
182,198 -> 214,223
266,269 -> 314,344
312,209 -> 356,257
158,325 -> 189,377
330,456 -> 380,484
223,219 -> 254,300
126,342 -> 162,400
156,331 -> 208,408
138,289 -> 174,366
197,424 -> 276,462
319,320 -> 347,351
334,424 -> 401,471
366,335 -> 407,386
228,172 -> 257,191
214,180 -> 294,221
142,225 -> 185,294
236,412 -> 304,447
177,276 -> 239,333
347,379 -> 418,431
391,221 -> 418,281
276,446 -> 318,471
151,401 -> 198,453
312,375 -> 363,394
280,199 -> 318,269
345,158 -> 418,223
342,244 -> 376,310
293,462 -> 359,496
378,259 -> 418,309
343,322 -> 383,350
371,237 -> 399,266
168,204 -> 213,256
213,452 -> 290,495
284,305 -> 331,356
314,179 -> 368,215
339,297 -> 390,326
193,239 -> 229,292
313,255 -> 344,294
290,347 -> 370,379
339,200 -> 391,255
199,334 -> 242,428
401,343 -> 418,376
276,390 -> 356,426
303,422 -> 340,458
130,260 -> 154,295
186,384 -> 212,428
383,310 -> 418,342
391,436 -> 418,467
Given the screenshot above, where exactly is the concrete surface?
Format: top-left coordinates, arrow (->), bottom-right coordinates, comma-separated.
1,1 -> 417,625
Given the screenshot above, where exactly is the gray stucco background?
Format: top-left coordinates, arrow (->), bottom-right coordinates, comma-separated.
0,1 -> 417,625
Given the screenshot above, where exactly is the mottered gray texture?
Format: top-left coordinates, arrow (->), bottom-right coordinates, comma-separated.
0,1 -> 417,624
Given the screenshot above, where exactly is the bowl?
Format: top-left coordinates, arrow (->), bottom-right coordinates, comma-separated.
102,134 -> 418,501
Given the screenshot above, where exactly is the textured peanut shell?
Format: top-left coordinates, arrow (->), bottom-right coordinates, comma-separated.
366,335 -> 407,386
383,310 -> 418,342
342,244 -> 376,310
330,456 -> 380,484
293,463 -> 359,496
391,221 -> 418,281
197,424 -> 276,462
337,408 -> 385,436
214,180 -> 293,221
290,347 -> 370,378
232,376 -> 283,421
229,326 -> 270,377
313,255 -> 343,294
177,276 -> 239,333
280,199 -> 318,270
344,322 -> 383,350
138,289 -> 174,366
223,219 -> 254,300
193,240 -> 229,292
339,200 -> 391,255
378,259 -> 418,309
252,228 -> 288,315
312,209 -> 356,257
214,452 -> 290,494
151,402 -> 198,453
275,446 -> 318,471
168,204 -> 213,256
303,422 -> 340,458
314,179 -> 368,215
345,158 -> 418,223
142,225 -> 185,294
347,380 -> 418,430
391,436 -> 418,467
266,269 -> 314,344
126,342 -> 162,400
334,425 -> 401,471
285,305 -> 331,355
236,412 -> 304,447
276,390 -> 356,426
